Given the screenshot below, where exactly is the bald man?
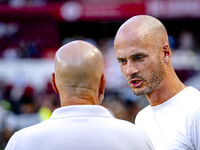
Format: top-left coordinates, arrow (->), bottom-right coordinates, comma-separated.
114,15 -> 200,150
5,40 -> 155,150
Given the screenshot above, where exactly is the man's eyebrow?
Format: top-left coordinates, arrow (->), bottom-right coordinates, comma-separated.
131,52 -> 146,56
116,56 -> 123,60
116,52 -> 147,60
130,52 -> 146,57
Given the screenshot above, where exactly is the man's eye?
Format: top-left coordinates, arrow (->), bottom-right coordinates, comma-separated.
118,59 -> 126,64
134,56 -> 144,61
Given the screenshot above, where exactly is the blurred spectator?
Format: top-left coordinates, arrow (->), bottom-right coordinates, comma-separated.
3,47 -> 20,60
171,30 -> 199,82
9,0 -> 46,7
3,100 -> 41,143
0,105 -> 6,133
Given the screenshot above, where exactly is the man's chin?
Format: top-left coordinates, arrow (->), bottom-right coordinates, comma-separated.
131,86 -> 151,96
132,89 -> 145,96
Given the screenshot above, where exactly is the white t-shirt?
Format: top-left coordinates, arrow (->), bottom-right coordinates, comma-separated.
135,86 -> 200,150
5,105 -> 155,150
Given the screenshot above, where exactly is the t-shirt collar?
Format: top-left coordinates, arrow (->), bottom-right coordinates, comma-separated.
50,105 -> 114,119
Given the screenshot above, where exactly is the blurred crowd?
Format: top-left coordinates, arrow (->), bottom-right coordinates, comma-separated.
0,10 -> 200,150
0,0 -> 143,6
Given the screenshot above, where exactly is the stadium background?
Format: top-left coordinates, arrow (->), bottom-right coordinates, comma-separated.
0,0 -> 200,149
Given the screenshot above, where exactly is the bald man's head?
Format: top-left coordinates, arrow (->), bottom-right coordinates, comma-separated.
114,15 -> 169,52
53,40 -> 104,95
114,15 -> 172,97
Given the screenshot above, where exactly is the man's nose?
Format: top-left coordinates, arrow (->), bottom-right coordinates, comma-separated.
125,61 -> 138,77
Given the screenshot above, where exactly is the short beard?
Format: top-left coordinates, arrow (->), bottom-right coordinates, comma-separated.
132,58 -> 165,96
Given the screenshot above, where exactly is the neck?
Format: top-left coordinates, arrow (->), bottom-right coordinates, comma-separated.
59,87 -> 99,107
61,98 -> 96,106
146,69 -> 186,106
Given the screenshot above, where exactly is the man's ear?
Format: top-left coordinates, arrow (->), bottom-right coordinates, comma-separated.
162,43 -> 171,63
99,74 -> 106,97
51,73 -> 59,93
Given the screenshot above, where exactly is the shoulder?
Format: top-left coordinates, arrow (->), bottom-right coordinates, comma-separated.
134,105 -> 152,131
135,105 -> 151,122
117,117 -> 155,150
183,87 -> 200,114
112,118 -> 155,148
5,120 -> 49,149
184,86 -> 200,100
9,120 -> 48,142
5,126 -> 33,150
12,122 -> 43,140
174,87 -> 200,116
108,117 -> 146,136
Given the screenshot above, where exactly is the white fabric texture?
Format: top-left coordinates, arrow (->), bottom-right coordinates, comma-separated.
135,86 -> 200,150
5,105 -> 155,150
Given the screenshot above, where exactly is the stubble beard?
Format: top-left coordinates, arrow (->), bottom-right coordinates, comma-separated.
131,59 -> 166,96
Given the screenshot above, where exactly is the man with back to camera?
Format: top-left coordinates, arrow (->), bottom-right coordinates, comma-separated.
5,40 -> 155,150
114,15 -> 200,150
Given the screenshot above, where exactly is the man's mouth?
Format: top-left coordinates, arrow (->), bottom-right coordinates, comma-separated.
130,79 -> 143,88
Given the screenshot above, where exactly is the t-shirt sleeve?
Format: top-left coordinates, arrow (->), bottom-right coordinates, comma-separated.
4,132 -> 19,150
191,108 -> 200,150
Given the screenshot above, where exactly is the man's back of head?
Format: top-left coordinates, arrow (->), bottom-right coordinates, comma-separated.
51,40 -> 106,106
